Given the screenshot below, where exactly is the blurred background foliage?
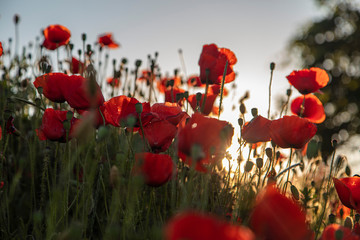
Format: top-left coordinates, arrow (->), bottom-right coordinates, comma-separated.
288,0 -> 360,160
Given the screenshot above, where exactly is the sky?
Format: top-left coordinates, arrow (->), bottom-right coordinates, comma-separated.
6,0 -> 358,167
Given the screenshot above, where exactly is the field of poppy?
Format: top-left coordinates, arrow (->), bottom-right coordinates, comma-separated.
0,17 -> 359,240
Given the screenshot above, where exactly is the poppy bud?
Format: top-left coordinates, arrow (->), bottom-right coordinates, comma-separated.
290,185 -> 299,200
135,59 -> 142,68
356,214 -> 360,222
344,217 -> 353,229
69,43 -> 74,51
196,92 -> 202,103
270,62 -> 275,70
86,44 -> 92,54
251,108 -> 258,117
239,103 -> 246,114
97,126 -> 109,141
346,166 -> 351,176
175,93 -> 183,102
332,139 -> 338,148
286,88 -> 292,97
78,49 -> 82,56
110,165 -> 119,188
238,118 -> 243,127
28,53 -> 32,60
256,158 -> 263,169
135,103 -> 143,114
244,161 -> 254,172
13,14 -> 20,25
121,58 -> 128,64
265,148 -> 272,159
328,213 -> 336,224
168,79 -> 175,87
66,111 -> 73,121
183,91 -> 189,99
81,33 -> 87,42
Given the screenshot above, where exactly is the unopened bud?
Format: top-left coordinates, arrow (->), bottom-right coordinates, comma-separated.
265,148 -> 273,159
270,62 -> 275,71
251,108 -> 258,117
239,103 -> 246,114
121,58 -> 128,64
244,161 -> 254,172
135,59 -> 142,68
256,158 -> 263,169
135,103 -> 143,114
290,185 -> 300,200
344,217 -> 353,229
286,88 -> 292,96
13,14 -> 20,25
81,33 -> 87,42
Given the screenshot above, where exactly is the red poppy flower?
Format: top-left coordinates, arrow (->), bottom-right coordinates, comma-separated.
98,33 -> 120,49
291,94 -> 326,124
187,75 -> 204,87
187,92 -> 218,116
209,84 -> 228,96
42,24 -> 71,50
286,67 -> 329,95
157,76 -> 182,93
250,186 -> 313,240
241,115 -> 271,143
198,43 -> 237,85
150,102 -> 188,126
70,57 -> 84,75
106,77 -> 120,88
164,211 -> 255,240
34,72 -> 69,103
101,95 -> 151,127
320,224 -> 359,240
36,108 -> 78,142
165,87 -> 185,105
133,152 -> 175,187
63,75 -> 105,110
177,113 -> 234,172
0,42 -> 3,56
333,177 -> 360,212
269,115 -> 317,149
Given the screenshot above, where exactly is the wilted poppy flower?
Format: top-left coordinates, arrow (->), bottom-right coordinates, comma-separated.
36,108 -> 78,142
187,92 -> 218,116
291,94 -> 326,124
133,152 -> 175,187
198,43 -> 237,85
187,75 -> 204,87
6,116 -> 19,135
42,24 -> 71,50
0,42 -> 3,56
286,67 -> 329,94
333,177 -> 360,212
165,87 -> 185,105
34,72 -> 69,103
164,211 -> 255,240
320,224 -> 359,240
98,33 -> 120,49
106,77 -> 120,88
177,113 -> 234,171
101,95 -> 152,127
250,186 -> 313,240
269,115 -> 317,149
69,57 -> 84,75
63,75 -> 105,110
241,115 -> 271,143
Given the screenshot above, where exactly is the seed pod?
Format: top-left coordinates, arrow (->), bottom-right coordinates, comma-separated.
244,161 -> 254,172
290,185 -> 299,201
256,158 -> 263,169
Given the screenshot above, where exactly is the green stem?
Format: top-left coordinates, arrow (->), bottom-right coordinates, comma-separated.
218,60 -> 228,119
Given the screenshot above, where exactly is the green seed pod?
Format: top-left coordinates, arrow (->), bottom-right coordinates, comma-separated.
270,62 -> 276,70
256,158 -> 263,169
344,216 -> 353,229
251,108 -> 258,117
290,185 -> 299,201
244,161 -> 254,172
135,102 -> 143,114
328,213 -> 336,224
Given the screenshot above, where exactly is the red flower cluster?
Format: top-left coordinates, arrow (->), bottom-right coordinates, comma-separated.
286,67 -> 329,95
34,73 -> 104,110
250,186 -> 313,240
98,33 -> 120,49
198,43 -> 237,85
177,113 -> 234,171
42,24 -> 71,50
133,152 -> 175,187
165,211 -> 255,240
241,115 -> 317,149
